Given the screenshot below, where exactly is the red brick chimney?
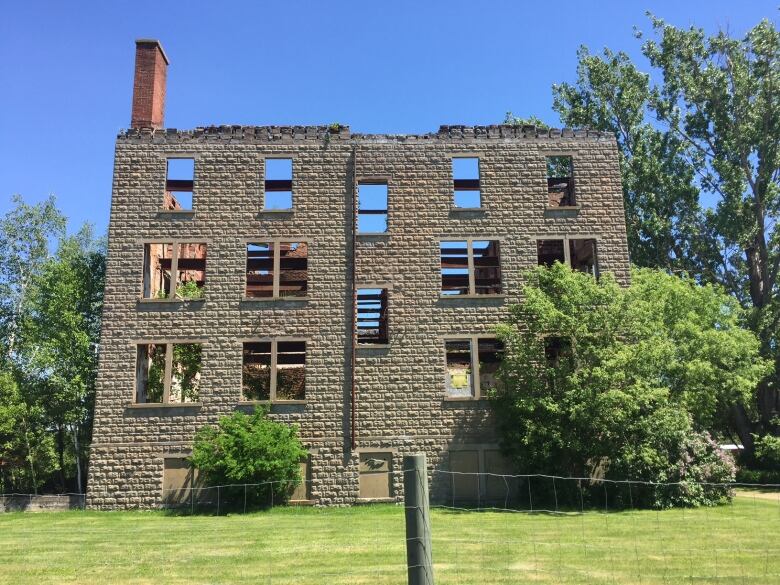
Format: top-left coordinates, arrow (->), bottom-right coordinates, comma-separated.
130,39 -> 169,129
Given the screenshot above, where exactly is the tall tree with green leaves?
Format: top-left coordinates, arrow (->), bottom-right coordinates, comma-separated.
552,16 -> 780,456
22,226 -> 105,492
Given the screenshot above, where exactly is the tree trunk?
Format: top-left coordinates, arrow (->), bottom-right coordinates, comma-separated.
731,403 -> 756,461
56,425 -> 66,492
73,425 -> 82,494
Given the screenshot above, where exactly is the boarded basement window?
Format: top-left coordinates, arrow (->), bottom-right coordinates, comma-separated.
546,156 -> 575,206
162,457 -> 200,506
356,288 -> 389,345
289,457 -> 311,502
264,158 -> 293,210
143,243 -> 206,300
359,452 -> 392,499
246,242 -> 308,299
242,340 -> 306,402
441,239 -> 502,295
449,450 -> 480,503
164,158 -> 194,210
358,182 -> 388,233
452,157 -> 481,208
136,343 -> 202,404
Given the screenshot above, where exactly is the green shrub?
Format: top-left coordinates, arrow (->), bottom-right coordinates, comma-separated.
190,407 -> 307,508
754,433 -> 780,470
176,280 -> 203,300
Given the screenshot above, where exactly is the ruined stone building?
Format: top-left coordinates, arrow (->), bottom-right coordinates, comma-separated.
86,40 -> 631,509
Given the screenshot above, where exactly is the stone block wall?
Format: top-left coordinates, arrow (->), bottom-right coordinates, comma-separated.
87,124 -> 630,509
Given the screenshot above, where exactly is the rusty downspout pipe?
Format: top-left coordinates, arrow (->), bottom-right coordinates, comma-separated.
350,145 -> 358,450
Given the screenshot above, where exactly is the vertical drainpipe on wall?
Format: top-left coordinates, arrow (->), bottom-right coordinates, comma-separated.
350,144 -> 358,450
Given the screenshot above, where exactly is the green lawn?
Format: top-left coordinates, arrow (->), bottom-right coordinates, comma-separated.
0,491 -> 778,584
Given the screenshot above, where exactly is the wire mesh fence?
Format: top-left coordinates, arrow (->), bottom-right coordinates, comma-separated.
1,471 -> 779,584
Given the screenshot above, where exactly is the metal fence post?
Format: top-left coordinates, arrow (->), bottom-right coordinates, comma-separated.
404,454 -> 434,585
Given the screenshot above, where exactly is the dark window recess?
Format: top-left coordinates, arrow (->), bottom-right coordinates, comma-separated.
264,158 -> 293,210
357,288 -> 389,344
537,239 -> 565,267
242,342 -> 271,400
276,341 -> 306,400
358,182 -> 388,233
242,340 -> 306,401
545,336 -> 573,370
477,338 -> 504,391
165,158 -> 194,210
473,240 -> 501,295
136,343 -> 167,403
143,243 -> 174,299
278,242 -> 308,297
246,243 -> 274,298
452,157 -> 481,208
440,241 -> 470,295
570,239 -> 597,275
546,156 -> 574,207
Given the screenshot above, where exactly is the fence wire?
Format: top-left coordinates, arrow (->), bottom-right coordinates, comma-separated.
1,472 -> 778,584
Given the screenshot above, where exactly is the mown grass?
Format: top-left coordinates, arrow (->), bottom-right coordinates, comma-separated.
0,491 -> 778,584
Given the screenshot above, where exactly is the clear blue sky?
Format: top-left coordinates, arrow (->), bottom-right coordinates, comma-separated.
0,1 -> 776,234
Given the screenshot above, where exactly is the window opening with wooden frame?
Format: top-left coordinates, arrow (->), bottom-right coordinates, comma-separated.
444,336 -> 504,399
441,239 -> 502,296
246,241 -> 308,298
356,288 -> 389,345
357,181 -> 388,233
136,343 -> 202,404
452,157 -> 481,208
264,158 -> 293,210
164,158 -> 194,210
546,155 -> 575,207
536,237 -> 598,275
242,340 -> 306,402
143,242 -> 207,300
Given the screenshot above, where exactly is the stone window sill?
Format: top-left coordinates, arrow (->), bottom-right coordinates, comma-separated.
357,343 -> 390,350
439,294 -> 506,300
156,210 -> 196,219
241,296 -> 309,303
443,396 -> 487,402
237,400 -> 307,406
355,497 -> 397,504
137,298 -> 205,305
126,402 -> 203,409
544,205 -> 580,217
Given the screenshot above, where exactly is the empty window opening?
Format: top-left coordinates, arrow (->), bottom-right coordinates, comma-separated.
452,157 -> 481,208
359,452 -> 392,499
143,243 -> 206,300
441,239 -> 502,296
537,238 -> 598,275
472,240 -> 502,295
545,336 -> 573,368
445,336 -> 504,399
477,338 -> 505,392
358,182 -> 388,233
246,242 -> 308,299
242,342 -> 271,400
570,239 -> 597,275
440,241 -> 469,296
537,239 -> 565,267
356,288 -> 389,345
242,340 -> 306,402
136,343 -> 202,404
279,243 -> 308,297
546,156 -> 574,206
264,158 -> 293,210
246,243 -> 274,298
445,339 -> 474,398
165,158 -> 194,210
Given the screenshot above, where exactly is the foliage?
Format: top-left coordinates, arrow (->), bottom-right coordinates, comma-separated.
171,343 -> 201,402
176,280 -> 203,300
503,112 -> 549,129
491,264 -> 768,506
753,430 -> 780,470
0,196 -> 104,493
551,16 -> 780,457
190,407 -> 307,507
